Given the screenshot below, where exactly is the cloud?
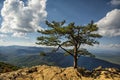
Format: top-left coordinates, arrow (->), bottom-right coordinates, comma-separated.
12,32 -> 29,39
82,43 -> 120,51
0,34 -> 7,43
0,39 -> 4,43
96,9 -> 120,37
97,44 -> 120,49
0,40 -> 36,46
94,44 -> 120,51
110,0 -> 120,6
0,0 -> 47,37
108,44 -> 120,48
0,34 -> 7,38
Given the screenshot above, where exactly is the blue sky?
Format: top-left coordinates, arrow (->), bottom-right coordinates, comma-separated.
0,0 -> 120,51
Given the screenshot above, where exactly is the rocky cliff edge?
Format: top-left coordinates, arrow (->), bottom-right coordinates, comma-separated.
0,65 -> 120,80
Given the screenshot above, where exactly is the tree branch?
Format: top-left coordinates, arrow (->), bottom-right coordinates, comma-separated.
59,45 -> 74,57
52,45 -> 60,52
77,43 -> 81,50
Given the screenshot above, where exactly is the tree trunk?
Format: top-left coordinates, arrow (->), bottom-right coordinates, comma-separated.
73,55 -> 77,68
73,45 -> 78,68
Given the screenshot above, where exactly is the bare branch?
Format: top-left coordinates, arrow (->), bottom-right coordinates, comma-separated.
59,45 -> 74,57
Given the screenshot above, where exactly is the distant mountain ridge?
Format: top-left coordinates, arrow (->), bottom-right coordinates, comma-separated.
0,46 -> 120,70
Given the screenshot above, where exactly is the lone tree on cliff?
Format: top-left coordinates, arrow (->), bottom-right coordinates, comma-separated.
36,20 -> 102,68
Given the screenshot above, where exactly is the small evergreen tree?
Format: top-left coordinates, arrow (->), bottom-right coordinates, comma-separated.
36,20 -> 102,68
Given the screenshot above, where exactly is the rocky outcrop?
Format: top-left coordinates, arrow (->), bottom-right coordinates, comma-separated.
0,65 -> 119,80
91,66 -> 120,80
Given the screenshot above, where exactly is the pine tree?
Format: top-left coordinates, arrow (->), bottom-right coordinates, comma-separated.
36,20 -> 102,68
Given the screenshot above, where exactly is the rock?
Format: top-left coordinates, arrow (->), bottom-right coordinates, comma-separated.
94,66 -> 102,71
107,68 -> 119,73
27,67 -> 37,73
0,65 -> 119,80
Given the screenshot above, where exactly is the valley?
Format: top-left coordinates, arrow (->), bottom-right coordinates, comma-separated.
0,46 -> 120,70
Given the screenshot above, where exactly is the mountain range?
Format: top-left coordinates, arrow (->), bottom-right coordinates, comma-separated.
0,45 -> 120,70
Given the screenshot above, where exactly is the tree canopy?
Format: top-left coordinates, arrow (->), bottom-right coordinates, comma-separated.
36,20 -> 102,68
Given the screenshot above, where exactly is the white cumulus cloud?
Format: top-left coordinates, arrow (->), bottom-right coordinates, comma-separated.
96,9 -> 120,37
110,0 -> 120,6
0,0 -> 47,37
